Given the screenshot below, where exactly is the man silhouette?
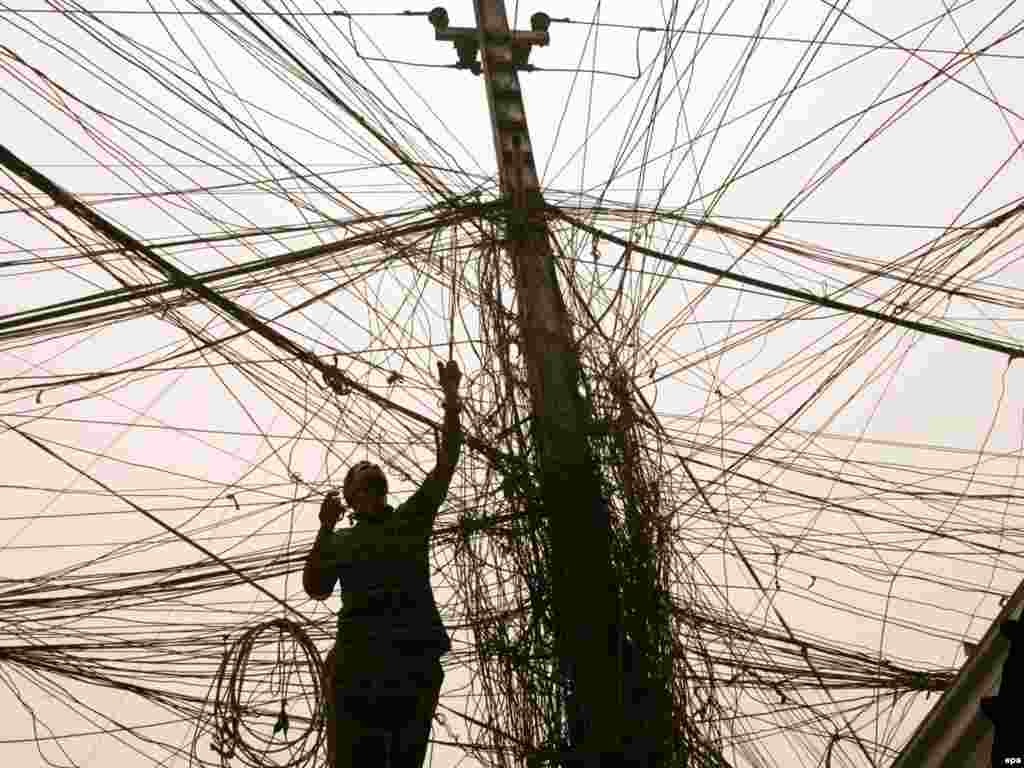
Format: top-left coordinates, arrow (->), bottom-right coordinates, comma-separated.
305,360 -> 463,768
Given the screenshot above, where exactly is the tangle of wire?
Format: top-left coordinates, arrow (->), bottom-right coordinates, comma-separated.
195,618 -> 325,768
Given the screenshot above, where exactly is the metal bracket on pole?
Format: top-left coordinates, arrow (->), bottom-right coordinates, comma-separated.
428,7 -> 550,75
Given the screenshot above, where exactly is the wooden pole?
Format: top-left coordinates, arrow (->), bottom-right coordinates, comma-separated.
468,3 -> 625,765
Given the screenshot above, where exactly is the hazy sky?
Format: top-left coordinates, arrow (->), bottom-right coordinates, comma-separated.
2,1 -> 1023,767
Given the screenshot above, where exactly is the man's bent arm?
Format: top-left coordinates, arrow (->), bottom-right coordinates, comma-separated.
303,525 -> 338,600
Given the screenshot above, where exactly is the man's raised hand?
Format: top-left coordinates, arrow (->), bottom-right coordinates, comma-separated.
320,491 -> 343,530
437,360 -> 461,408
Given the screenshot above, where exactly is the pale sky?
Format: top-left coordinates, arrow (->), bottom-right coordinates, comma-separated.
1,1 -> 1023,767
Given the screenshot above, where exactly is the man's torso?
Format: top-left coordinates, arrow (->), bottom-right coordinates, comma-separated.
331,496 -> 451,663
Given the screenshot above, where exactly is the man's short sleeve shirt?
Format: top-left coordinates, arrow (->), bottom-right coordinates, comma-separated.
330,481 -> 451,660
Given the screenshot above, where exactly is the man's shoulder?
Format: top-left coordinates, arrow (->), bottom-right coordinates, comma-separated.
395,486 -> 441,524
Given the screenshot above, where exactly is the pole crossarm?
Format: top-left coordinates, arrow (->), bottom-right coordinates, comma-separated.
429,5 -> 549,74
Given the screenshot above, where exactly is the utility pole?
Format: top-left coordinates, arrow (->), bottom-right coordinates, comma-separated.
430,5 -> 627,767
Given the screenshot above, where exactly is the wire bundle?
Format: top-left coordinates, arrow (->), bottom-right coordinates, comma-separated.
195,618 -> 326,768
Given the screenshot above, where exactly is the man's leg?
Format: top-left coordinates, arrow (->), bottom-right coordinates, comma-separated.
325,685 -> 335,767
322,647 -> 337,767
390,658 -> 444,768
334,689 -> 391,768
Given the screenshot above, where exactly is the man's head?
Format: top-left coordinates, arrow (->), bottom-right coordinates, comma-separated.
343,461 -> 389,519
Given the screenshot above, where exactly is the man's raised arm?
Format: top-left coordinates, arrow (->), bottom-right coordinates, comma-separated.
416,360 -> 463,511
434,380 -> 463,478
